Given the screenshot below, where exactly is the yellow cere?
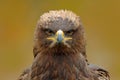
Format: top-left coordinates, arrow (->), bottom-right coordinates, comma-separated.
47,29 -> 72,43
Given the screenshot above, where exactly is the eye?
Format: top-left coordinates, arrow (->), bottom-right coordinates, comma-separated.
44,29 -> 54,36
66,30 -> 75,36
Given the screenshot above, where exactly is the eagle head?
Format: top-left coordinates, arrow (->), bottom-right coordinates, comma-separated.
33,10 -> 86,56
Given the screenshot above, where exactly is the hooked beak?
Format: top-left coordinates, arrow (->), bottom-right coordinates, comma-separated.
56,30 -> 64,43
47,29 -> 72,47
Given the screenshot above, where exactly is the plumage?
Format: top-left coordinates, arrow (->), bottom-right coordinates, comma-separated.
17,10 -> 110,80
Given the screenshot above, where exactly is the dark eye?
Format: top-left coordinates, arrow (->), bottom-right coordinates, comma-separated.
66,30 -> 75,36
44,29 -> 54,36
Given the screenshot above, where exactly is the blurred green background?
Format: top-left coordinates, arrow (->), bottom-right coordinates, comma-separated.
0,0 -> 120,80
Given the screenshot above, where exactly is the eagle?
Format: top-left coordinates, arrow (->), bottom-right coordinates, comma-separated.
17,10 -> 110,80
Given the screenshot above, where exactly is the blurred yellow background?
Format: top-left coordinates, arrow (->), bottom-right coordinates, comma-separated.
0,0 -> 120,80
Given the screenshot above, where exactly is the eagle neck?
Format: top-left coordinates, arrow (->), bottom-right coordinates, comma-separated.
30,52 -> 92,80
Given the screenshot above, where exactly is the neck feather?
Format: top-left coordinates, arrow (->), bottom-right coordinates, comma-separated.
30,51 -> 92,80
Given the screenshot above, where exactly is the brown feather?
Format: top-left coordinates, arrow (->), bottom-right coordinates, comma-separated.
17,10 -> 110,80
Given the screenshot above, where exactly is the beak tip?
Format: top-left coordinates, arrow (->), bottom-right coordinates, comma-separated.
57,34 -> 63,43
